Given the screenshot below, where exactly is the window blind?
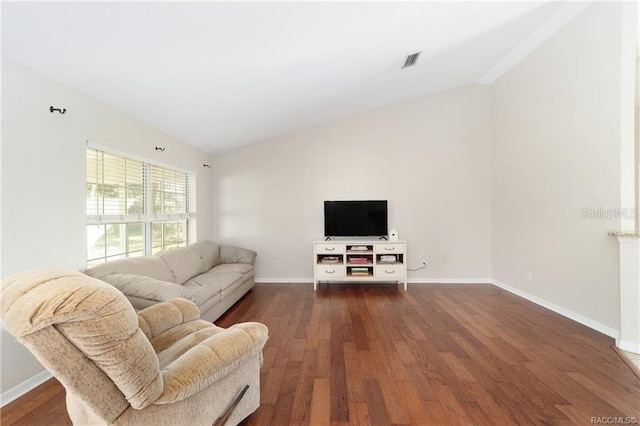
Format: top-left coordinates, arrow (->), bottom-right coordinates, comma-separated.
149,164 -> 189,215
86,147 -> 194,265
86,149 -> 145,219
87,148 -> 192,222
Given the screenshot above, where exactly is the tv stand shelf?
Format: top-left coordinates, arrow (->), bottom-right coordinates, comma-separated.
313,240 -> 407,291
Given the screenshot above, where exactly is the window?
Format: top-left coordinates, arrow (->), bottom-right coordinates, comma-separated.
86,147 -> 195,265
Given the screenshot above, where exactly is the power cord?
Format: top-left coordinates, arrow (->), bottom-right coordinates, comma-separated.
407,260 -> 427,272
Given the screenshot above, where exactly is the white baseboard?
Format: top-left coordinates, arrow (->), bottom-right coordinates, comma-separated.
255,278 -> 493,285
255,277 -> 312,284
491,279 -> 619,340
617,340 -> 640,354
407,278 -> 493,284
1,369 -> 52,407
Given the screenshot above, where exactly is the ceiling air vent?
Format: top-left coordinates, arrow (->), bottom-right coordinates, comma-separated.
402,52 -> 421,69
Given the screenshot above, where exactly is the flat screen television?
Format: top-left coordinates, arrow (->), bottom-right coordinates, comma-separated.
324,200 -> 388,238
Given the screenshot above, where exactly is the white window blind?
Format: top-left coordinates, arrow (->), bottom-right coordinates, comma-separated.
86,149 -> 144,219
86,147 -> 195,265
149,164 -> 188,216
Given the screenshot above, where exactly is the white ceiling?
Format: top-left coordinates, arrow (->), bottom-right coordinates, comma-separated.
2,1 -> 585,154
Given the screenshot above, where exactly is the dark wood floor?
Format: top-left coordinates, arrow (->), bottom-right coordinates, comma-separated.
3,283 -> 640,425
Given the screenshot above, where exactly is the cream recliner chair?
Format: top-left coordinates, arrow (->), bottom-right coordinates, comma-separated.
1,269 -> 268,425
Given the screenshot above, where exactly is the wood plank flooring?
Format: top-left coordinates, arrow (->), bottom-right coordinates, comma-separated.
3,282 -> 639,425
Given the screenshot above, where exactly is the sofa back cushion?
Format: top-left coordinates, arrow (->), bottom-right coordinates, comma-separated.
219,245 -> 257,265
84,241 -> 234,286
188,240 -> 221,270
100,274 -> 191,303
159,246 -> 211,285
85,256 -> 175,283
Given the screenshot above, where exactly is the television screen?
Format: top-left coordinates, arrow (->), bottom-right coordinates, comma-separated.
324,200 -> 388,237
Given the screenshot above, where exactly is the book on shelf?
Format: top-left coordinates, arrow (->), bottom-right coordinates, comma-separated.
321,256 -> 340,264
348,256 -> 369,264
379,255 -> 397,264
350,267 -> 370,276
349,245 -> 369,252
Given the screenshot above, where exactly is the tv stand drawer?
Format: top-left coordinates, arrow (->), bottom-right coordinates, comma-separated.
375,243 -> 404,254
375,264 -> 403,278
316,265 -> 345,278
316,243 -> 345,254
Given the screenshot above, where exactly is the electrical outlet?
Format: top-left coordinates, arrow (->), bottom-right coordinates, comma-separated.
276,260 -> 282,269
527,272 -> 533,281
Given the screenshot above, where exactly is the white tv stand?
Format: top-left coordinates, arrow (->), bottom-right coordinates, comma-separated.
313,239 -> 407,291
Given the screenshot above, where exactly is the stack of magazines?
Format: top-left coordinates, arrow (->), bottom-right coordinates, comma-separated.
349,245 -> 369,251
348,256 -> 369,264
379,255 -> 396,264
321,256 -> 340,264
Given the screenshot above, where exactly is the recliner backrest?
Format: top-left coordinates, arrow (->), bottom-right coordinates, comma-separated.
1,269 -> 164,421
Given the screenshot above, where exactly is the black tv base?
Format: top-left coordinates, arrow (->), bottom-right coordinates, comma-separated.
325,235 -> 388,241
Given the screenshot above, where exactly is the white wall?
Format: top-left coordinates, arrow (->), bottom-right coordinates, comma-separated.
213,84 -> 493,282
491,2 -> 634,334
0,59 -> 213,396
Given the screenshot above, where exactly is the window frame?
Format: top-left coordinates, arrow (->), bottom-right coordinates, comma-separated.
86,143 -> 196,265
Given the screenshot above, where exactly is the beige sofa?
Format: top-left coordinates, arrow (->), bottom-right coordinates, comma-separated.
1,269 -> 268,425
84,240 -> 256,322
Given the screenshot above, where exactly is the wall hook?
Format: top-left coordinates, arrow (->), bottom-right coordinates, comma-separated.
203,164 -> 212,168
155,147 -> 165,152
50,106 -> 66,114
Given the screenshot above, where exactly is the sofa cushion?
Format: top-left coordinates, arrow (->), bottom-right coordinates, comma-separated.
221,276 -> 250,299
100,274 -> 190,303
182,267 -> 248,305
85,257 -> 174,283
159,247 -> 207,285
219,245 -> 257,265
187,241 -> 221,270
212,263 -> 253,275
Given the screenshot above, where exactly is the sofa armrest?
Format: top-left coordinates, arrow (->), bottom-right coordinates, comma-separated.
137,299 -> 201,339
99,274 -> 190,303
155,322 -> 268,404
219,245 -> 257,265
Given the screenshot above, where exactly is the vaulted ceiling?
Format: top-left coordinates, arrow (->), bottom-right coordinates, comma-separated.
2,1 -> 587,153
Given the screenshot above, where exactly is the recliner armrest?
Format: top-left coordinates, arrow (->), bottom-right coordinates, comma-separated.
155,322 -> 268,404
137,299 -> 201,339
